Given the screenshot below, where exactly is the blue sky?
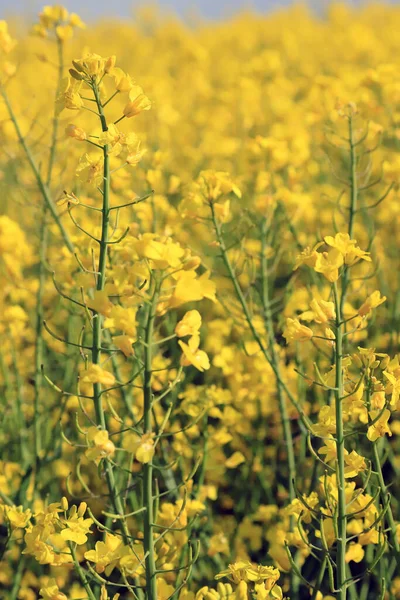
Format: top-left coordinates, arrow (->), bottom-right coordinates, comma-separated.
0,0 -> 398,22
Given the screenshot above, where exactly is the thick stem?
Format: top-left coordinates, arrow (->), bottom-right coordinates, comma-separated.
142,281 -> 159,600
91,82 -> 110,431
333,282 -> 347,600
90,85 -> 144,600
340,113 -> 357,315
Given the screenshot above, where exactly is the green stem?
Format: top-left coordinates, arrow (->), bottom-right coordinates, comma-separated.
8,555 -> 26,600
209,201 -> 309,427
0,88 -> 73,252
33,39 -> 64,474
91,82 -> 110,431
261,218 -> 296,502
90,83 -> 144,600
10,340 -> 26,463
340,112 -> 357,314
372,440 -> 400,570
142,281 -> 159,600
311,557 -> 327,600
333,282 -> 347,600
33,207 -> 47,467
69,542 -> 97,600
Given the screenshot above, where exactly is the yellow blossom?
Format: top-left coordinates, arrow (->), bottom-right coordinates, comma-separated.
81,364 -> 115,386
123,85 -> 151,118
367,409 -> 392,442
358,290 -> 386,317
282,318 -> 313,343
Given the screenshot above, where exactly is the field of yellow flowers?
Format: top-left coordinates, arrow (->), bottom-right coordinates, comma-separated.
2,2 -> 400,599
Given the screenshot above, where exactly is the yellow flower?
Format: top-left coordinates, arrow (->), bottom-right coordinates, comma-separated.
301,298 -> 336,324
60,508 -> 93,545
133,234 -> 185,269
175,310 -> 202,338
0,20 -> 17,54
56,76 -> 83,113
69,13 -> 86,28
56,24 -> 73,41
324,233 -> 371,266
358,290 -> 386,317
104,305 -> 137,337
72,52 -> 108,79
84,533 -> 124,575
344,450 -> 367,478
367,409 -> 392,442
225,451 -> 246,468
113,334 -> 134,357
76,153 -> 104,185
134,433 -> 155,464
345,542 -> 364,563
56,190 -> 80,206
66,123 -> 86,141
214,199 -> 232,223
4,505 -> 31,528
208,533 -> 230,557
39,5 -> 69,27
110,66 -> 135,92
216,561 -> 280,587
39,578 -> 67,600
235,581 -> 248,600
294,244 -> 321,270
85,427 -> 116,464
123,85 -> 151,118
169,271 -> 216,308
314,248 -> 343,282
86,290 -> 113,317
200,170 -> 242,200
179,338 -> 210,372
282,318 -> 313,343
81,364 -> 115,386
383,370 -> 400,408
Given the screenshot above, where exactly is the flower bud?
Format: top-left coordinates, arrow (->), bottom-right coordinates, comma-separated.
69,68 -> 83,80
65,124 -> 86,141
61,497 -> 69,512
105,55 -> 116,73
77,501 -> 87,517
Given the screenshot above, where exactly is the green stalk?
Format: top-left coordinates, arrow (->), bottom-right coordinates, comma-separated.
10,340 -> 26,463
372,440 -> 400,570
91,81 -> 110,432
90,82 -> 145,600
348,113 -> 357,241
311,557 -> 327,600
209,200 -> 307,426
0,88 -> 73,252
9,555 -> 26,600
260,218 -> 296,502
333,282 -> 347,600
69,542 -> 97,600
340,112 -> 357,315
260,218 -> 299,595
142,280 -> 159,600
33,207 -> 47,466
33,39 -> 64,471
